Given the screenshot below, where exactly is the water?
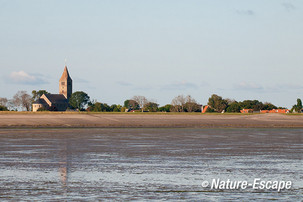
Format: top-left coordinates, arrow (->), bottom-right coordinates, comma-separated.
0,128 -> 302,201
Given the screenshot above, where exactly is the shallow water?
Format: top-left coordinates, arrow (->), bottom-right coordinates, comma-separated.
0,128 -> 302,201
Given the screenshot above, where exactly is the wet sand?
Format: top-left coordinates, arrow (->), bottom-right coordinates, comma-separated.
1,113 -> 303,128
0,128 -> 302,201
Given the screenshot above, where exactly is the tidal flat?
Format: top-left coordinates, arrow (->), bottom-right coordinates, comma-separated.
0,128 -> 302,201
1,113 -> 303,128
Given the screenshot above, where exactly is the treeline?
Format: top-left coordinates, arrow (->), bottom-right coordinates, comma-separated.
0,90 -> 302,113
206,94 -> 283,113
88,95 -> 202,112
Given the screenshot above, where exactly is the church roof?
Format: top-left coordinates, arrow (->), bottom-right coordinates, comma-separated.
33,98 -> 47,105
59,66 -> 72,81
43,94 -> 68,104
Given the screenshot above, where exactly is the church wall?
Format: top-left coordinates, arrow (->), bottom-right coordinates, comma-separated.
32,104 -> 44,112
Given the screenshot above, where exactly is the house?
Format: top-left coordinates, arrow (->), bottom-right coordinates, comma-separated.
241,108 -> 290,114
260,109 -> 290,113
32,66 -> 73,112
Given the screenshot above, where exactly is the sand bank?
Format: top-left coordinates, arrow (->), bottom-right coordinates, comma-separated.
1,113 -> 303,128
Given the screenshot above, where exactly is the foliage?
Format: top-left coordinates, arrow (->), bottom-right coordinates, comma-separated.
158,104 -> 172,112
262,102 -> 277,110
124,99 -> 140,110
87,102 -> 122,112
184,102 -> 201,112
207,94 -> 228,113
132,96 -> 149,112
144,102 -> 159,112
239,100 -> 263,111
111,104 -> 122,112
184,95 -> 200,112
226,101 -> 241,113
88,102 -> 107,112
206,106 -> 215,112
0,105 -> 9,111
69,91 -> 90,110
291,98 -> 302,113
32,90 -> 49,101
298,98 -> 302,109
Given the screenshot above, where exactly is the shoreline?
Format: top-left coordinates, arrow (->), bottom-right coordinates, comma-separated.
1,113 -> 303,128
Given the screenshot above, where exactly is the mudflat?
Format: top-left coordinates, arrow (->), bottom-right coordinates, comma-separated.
1,113 -> 303,128
0,128 -> 302,200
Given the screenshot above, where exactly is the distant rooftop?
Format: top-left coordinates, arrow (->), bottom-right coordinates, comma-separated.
44,94 -> 68,104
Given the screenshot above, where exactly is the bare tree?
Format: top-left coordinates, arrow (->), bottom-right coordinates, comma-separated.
6,99 -> 16,111
13,91 -> 32,111
184,95 -> 199,112
171,95 -> 186,112
132,96 -> 149,112
0,97 -> 8,107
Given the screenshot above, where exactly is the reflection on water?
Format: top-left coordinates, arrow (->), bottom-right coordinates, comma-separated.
59,140 -> 69,196
0,128 -> 302,201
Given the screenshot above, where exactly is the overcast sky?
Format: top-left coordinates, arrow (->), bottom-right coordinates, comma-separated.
0,0 -> 302,108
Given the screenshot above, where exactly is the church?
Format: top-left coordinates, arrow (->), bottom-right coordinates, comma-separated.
32,66 -> 73,112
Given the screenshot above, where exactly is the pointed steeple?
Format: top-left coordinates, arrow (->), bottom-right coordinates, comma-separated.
59,65 -> 73,100
60,66 -> 72,81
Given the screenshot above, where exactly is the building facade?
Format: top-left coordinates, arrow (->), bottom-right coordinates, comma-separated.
32,66 -> 73,112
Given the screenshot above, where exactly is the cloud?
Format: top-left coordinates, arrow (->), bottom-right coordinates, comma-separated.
234,81 -> 263,91
282,3 -> 296,11
9,71 -> 48,85
162,81 -> 199,91
236,9 -> 255,16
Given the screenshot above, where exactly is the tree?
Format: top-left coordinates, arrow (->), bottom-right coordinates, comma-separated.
121,107 -> 127,112
69,91 -> 90,110
13,91 -> 32,111
207,94 -> 228,113
111,104 -> 122,112
0,97 -> 10,111
124,99 -> 140,110
171,95 -> 186,112
32,90 -> 49,101
0,105 -> 8,111
158,104 -> 172,112
262,102 -> 277,110
184,95 -> 200,112
144,102 -> 159,112
132,96 -> 148,112
291,98 -> 302,113
87,102 -> 102,112
6,99 -> 16,111
0,97 -> 8,107
226,101 -> 241,113
239,100 -> 263,111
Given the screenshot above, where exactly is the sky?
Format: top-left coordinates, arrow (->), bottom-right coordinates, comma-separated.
0,0 -> 302,108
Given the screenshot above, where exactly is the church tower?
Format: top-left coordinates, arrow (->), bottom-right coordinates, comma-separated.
59,66 -> 72,100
